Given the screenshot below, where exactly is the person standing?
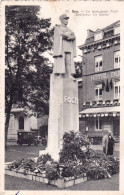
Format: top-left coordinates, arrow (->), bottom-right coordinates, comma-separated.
107,131 -> 115,155
102,133 -> 109,155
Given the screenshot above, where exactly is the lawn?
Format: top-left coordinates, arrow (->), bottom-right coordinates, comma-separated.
5,174 -> 119,191
5,145 -> 119,191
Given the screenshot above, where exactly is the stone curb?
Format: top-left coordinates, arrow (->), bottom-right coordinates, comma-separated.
5,168 -> 87,189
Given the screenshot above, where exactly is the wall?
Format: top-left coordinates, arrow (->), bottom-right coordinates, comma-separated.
78,85 -> 83,111
8,113 -> 38,140
84,117 -> 114,136
24,117 -> 30,131
84,45 -> 119,75
82,44 -> 120,103
30,115 -> 38,129
8,114 -> 17,140
83,69 -> 120,103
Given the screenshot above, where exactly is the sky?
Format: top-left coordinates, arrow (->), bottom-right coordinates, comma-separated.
39,1 -> 122,62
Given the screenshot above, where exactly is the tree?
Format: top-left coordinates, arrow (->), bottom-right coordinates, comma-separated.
5,6 -> 53,145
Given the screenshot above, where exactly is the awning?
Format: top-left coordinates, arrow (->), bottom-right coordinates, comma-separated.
79,106 -> 120,117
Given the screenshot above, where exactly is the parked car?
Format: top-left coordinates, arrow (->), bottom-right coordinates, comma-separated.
17,131 -> 36,146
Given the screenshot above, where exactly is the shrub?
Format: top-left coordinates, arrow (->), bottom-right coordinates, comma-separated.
59,131 -> 90,163
59,131 -> 119,180
7,131 -> 119,181
37,154 -> 53,165
45,162 -> 59,180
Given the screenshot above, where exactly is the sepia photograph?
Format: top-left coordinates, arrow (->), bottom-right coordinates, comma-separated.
0,0 -> 124,194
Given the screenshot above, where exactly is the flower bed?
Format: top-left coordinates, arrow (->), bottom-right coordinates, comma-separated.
5,131 -> 119,188
5,165 -> 87,188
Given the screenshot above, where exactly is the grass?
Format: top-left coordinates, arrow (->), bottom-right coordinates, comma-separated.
5,174 -> 119,191
5,144 -> 119,191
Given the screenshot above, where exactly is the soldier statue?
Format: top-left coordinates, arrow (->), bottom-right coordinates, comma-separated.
53,14 -> 77,79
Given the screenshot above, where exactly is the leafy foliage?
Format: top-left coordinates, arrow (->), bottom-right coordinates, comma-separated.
45,162 -> 59,180
85,154 -> 119,180
59,131 -> 90,163
59,131 -> 119,179
5,6 -> 53,142
74,61 -> 82,78
7,132 -> 119,181
37,154 -> 53,165
8,158 -> 36,172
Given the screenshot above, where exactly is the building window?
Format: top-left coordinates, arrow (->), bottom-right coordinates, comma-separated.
104,30 -> 114,38
114,26 -> 120,35
18,116 -> 24,130
95,55 -> 103,72
114,50 -> 120,68
95,84 -> 103,101
94,32 -> 103,41
95,117 -> 102,131
114,81 -> 120,99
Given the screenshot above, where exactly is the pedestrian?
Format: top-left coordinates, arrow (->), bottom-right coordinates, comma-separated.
107,131 -> 115,155
102,132 -> 108,155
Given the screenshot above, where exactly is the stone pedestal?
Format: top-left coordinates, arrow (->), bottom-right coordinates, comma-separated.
39,74 -> 79,160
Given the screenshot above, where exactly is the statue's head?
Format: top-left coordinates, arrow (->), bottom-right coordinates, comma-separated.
59,14 -> 69,26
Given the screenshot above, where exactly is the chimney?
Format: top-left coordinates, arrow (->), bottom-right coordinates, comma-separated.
87,29 -> 93,38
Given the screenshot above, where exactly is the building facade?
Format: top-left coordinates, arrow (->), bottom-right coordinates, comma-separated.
7,108 -> 48,141
79,21 -> 120,142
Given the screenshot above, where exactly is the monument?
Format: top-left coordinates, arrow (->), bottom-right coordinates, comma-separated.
39,14 -> 79,160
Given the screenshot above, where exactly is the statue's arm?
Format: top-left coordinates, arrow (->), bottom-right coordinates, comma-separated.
58,26 -> 75,39
54,25 -> 67,38
66,33 -> 75,40
60,31 -> 70,38
54,25 -> 75,41
60,31 -> 75,41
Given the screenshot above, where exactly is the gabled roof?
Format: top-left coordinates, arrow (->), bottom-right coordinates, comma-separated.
95,28 -> 102,33
102,20 -> 120,31
92,21 -> 120,34
79,20 -> 120,48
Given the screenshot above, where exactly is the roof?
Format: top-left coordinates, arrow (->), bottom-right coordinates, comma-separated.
80,106 -> 120,114
80,20 -> 120,46
102,20 -> 120,31
94,21 -> 120,33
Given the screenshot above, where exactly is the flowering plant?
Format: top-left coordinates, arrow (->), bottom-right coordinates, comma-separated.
45,162 -> 59,180
7,131 -> 119,181
59,131 -> 90,163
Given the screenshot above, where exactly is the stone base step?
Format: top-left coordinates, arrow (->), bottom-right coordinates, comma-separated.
5,168 -> 87,189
